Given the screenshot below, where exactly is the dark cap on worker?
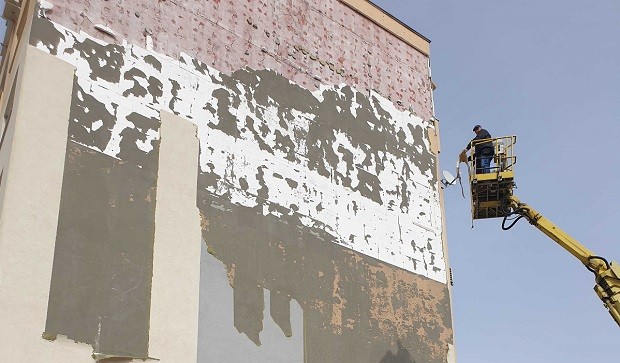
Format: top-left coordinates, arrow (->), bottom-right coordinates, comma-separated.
473,125 -> 482,131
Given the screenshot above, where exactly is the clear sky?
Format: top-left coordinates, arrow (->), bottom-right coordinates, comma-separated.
372,0 -> 620,362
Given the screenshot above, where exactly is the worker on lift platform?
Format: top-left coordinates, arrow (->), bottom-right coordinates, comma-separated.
451,133 -> 620,327
464,125 -> 494,173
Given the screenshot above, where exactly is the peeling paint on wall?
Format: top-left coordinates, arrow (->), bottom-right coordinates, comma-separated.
199,195 -> 452,363
31,17 -> 445,283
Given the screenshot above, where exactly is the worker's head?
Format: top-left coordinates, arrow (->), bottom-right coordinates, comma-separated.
473,125 -> 482,134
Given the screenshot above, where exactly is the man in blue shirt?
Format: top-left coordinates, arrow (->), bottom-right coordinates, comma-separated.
465,125 -> 494,174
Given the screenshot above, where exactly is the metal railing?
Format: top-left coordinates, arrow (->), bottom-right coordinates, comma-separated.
467,135 -> 517,180
466,135 -> 517,220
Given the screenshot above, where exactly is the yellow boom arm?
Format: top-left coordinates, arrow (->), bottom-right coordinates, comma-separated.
507,195 -> 620,327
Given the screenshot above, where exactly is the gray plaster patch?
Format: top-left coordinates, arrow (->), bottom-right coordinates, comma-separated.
71,37 -> 125,83
117,112 -> 160,172
28,3 -> 65,55
45,141 -> 158,358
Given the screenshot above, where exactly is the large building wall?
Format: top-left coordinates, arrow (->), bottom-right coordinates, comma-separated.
0,1 -> 453,362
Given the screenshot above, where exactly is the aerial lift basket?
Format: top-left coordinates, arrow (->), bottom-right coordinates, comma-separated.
465,135 -> 517,220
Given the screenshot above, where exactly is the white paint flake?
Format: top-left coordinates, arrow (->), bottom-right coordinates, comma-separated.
92,120 -> 103,131
94,24 -> 117,39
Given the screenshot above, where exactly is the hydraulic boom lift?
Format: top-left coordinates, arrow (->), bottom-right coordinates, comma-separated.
449,135 -> 620,327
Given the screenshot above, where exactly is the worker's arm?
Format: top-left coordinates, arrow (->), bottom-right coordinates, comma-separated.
507,195 -> 620,327
464,140 -> 473,152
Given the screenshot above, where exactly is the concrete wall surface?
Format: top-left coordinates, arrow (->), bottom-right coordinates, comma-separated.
0,1 -> 453,362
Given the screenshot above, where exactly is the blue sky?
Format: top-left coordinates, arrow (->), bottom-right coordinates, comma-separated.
372,0 -> 620,362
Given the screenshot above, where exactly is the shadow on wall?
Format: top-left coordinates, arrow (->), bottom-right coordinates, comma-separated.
380,340 -> 416,363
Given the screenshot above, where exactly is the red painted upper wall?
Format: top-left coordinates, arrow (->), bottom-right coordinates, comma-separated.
47,0 -> 433,119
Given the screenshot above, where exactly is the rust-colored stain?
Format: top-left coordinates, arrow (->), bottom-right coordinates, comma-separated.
226,262 -> 237,287
365,263 -> 453,354
199,210 -> 210,232
331,264 -> 345,334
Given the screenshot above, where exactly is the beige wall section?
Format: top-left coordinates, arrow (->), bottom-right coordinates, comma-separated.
0,46 -> 94,360
447,343 -> 456,363
428,118 -> 441,155
433,117 -> 456,362
0,0 -> 36,216
148,111 -> 201,362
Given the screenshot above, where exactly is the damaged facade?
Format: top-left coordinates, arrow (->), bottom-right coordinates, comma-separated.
0,0 -> 454,362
